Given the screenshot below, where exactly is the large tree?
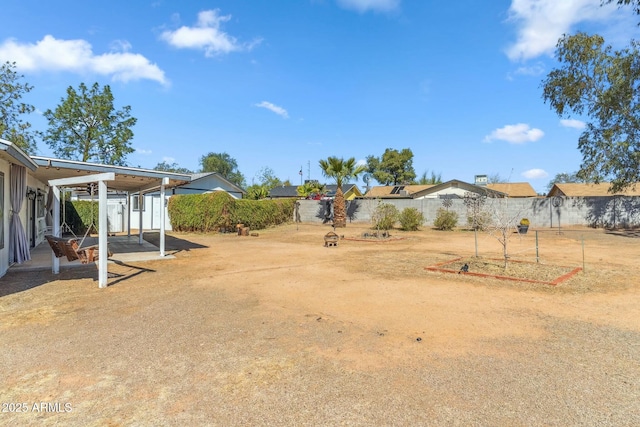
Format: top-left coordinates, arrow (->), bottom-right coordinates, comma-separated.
542,33 -> 640,192
0,61 -> 37,154
200,152 -> 246,188
319,156 -> 365,228
153,161 -> 193,174
603,0 -> 640,15
366,148 -> 416,185
42,82 -> 136,165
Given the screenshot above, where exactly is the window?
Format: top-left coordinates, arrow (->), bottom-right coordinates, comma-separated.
132,195 -> 145,211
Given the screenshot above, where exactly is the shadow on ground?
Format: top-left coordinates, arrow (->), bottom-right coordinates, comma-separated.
0,261 -> 156,298
142,232 -> 209,252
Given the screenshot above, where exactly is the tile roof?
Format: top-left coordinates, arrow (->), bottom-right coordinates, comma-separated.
548,183 -> 640,197
486,182 -> 538,197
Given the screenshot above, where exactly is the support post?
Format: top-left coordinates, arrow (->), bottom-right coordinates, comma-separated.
159,178 -> 168,257
126,191 -> 131,238
98,180 -> 108,288
52,185 -> 60,274
138,192 -> 144,245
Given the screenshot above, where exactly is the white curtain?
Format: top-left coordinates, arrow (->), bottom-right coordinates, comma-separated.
9,164 -> 30,264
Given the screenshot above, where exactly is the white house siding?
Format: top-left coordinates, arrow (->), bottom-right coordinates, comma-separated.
0,159 -> 10,276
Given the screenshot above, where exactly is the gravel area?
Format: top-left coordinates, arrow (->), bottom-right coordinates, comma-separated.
1,223 -> 639,426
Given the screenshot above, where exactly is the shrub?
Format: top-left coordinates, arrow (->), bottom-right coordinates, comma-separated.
371,203 -> 399,230
168,192 -> 295,232
65,201 -> 99,234
433,208 -> 458,231
398,207 -> 424,231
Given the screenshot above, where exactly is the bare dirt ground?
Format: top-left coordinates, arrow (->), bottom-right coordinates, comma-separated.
1,223 -> 639,426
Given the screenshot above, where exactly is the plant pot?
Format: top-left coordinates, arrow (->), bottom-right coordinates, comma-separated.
517,225 -> 529,234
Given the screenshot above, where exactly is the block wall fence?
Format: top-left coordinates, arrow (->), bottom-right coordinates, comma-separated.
293,196 -> 640,228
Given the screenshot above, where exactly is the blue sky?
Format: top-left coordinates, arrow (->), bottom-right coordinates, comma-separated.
1,0 -> 638,193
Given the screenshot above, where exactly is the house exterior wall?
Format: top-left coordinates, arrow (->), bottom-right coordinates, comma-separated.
295,197 -> 640,228
0,159 -> 10,276
0,160 -> 47,277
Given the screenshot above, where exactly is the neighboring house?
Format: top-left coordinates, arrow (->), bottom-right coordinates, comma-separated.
364,185 -> 434,198
269,184 -> 362,200
268,185 -> 300,198
365,180 -> 505,199
0,139 -> 43,277
129,172 -> 246,231
547,182 -> 640,197
325,184 -> 363,201
486,182 -> 539,197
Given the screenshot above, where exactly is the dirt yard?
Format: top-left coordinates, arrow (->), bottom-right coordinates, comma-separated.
1,223 -> 639,426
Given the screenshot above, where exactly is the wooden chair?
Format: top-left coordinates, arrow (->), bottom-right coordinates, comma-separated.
45,235 -> 111,264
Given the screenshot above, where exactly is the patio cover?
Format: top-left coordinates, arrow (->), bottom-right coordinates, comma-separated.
30,157 -> 191,288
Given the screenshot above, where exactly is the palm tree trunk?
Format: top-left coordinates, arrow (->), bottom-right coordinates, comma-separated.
333,187 -> 346,227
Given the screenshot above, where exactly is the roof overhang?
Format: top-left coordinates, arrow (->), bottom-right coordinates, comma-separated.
31,156 -> 191,193
0,138 -> 39,171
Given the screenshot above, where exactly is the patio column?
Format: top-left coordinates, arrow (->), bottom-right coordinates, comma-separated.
52,185 -> 60,274
138,192 -> 143,245
98,179 -> 108,288
159,178 -> 168,257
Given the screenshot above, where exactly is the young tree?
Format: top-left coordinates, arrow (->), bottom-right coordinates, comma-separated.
417,170 -> 443,185
319,156 -> 366,228
42,82 -> 136,165
296,181 -> 325,198
153,161 -> 193,174
0,62 -> 37,154
200,152 -> 246,188
542,33 -> 640,192
366,148 -> 416,185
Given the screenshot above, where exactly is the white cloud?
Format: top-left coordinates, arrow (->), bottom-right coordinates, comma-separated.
484,123 -> 544,144
136,148 -> 153,155
160,10 -> 261,57
0,35 -> 168,85
356,159 -> 367,167
162,156 -> 175,162
560,118 -> 586,129
522,168 -> 548,179
255,101 -> 289,118
505,0 -> 617,61
336,0 -> 400,13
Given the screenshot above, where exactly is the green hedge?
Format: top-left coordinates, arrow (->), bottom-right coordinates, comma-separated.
64,201 -> 100,234
168,192 -> 295,232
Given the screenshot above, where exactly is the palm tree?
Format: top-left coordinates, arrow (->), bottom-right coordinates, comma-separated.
319,156 -> 366,227
297,181 -> 326,198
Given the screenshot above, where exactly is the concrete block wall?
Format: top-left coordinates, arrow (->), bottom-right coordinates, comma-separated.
294,196 -> 640,228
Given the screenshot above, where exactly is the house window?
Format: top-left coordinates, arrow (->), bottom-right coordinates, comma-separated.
132,195 -> 145,211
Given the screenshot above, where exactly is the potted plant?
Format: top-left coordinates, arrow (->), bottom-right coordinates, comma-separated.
517,218 -> 530,234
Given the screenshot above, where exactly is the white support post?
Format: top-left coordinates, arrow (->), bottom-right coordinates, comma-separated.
126,191 -> 131,238
52,185 -> 60,274
159,178 -> 167,257
98,180 -> 108,288
138,192 -> 144,245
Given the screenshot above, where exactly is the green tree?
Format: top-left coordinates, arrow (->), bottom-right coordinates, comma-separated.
200,152 -> 246,188
153,161 -> 193,174
417,170 -> 443,185
0,62 -> 37,154
42,82 -> 136,165
296,180 -> 325,198
603,0 -> 640,15
542,33 -> 640,192
246,184 -> 270,200
546,171 -> 586,191
366,148 -> 416,185
253,167 -> 283,191
319,156 -> 366,228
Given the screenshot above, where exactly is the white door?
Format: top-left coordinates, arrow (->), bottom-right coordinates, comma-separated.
151,196 -> 161,229
107,203 -> 123,233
